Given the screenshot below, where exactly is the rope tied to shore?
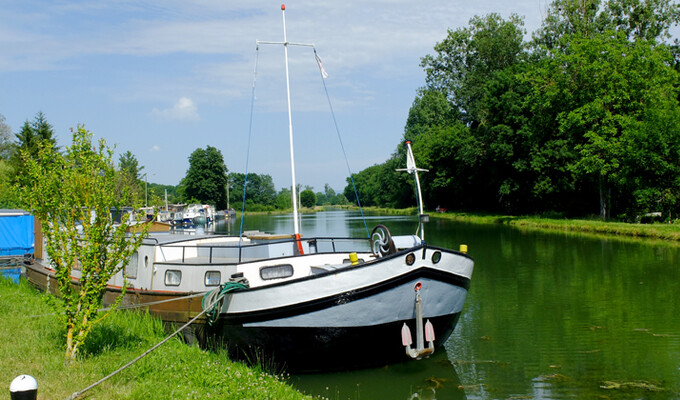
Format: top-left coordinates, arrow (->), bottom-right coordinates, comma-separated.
25,292 -> 208,318
65,286 -> 240,400
202,280 -> 249,326
66,279 -> 249,399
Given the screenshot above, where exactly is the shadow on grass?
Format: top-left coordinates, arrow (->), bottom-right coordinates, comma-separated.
81,323 -> 145,356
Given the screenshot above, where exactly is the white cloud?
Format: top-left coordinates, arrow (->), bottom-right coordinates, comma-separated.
151,97 -> 200,121
150,145 -> 161,152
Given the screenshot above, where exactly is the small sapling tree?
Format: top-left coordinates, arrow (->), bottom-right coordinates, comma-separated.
17,126 -> 150,360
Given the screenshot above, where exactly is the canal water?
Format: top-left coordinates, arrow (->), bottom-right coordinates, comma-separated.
218,211 -> 680,399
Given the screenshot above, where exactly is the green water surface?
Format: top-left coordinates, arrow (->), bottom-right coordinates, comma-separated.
219,211 -> 680,399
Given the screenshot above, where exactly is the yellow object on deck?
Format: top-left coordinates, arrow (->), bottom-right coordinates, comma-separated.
459,244 -> 468,254
349,252 -> 359,265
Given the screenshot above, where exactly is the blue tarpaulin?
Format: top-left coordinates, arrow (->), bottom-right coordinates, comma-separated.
0,214 -> 34,256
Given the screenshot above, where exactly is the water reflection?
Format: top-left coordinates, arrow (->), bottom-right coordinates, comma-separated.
289,351 -> 466,400
214,211 -> 680,399
445,222 -> 680,399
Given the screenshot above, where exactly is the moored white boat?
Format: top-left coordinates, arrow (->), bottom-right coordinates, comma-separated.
204,233 -> 473,371
199,5 -> 474,372
26,5 -> 474,372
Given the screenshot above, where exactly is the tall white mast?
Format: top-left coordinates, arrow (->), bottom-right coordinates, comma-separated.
257,5 -> 315,251
280,4 -> 301,239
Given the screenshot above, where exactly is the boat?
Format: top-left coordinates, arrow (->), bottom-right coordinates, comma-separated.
181,204 -> 214,225
214,208 -> 236,221
199,5 -> 474,372
26,222 -> 213,333
25,5 -> 473,371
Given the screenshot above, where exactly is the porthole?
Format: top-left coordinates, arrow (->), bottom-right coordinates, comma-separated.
165,270 -> 181,286
431,251 -> 442,264
205,271 -> 221,286
260,264 -> 294,280
405,253 -> 416,266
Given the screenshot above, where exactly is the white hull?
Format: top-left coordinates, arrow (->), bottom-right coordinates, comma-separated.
205,243 -> 472,371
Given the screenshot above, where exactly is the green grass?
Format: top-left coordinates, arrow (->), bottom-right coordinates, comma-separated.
329,205 -> 680,242
0,278 -> 314,400
432,212 -> 680,242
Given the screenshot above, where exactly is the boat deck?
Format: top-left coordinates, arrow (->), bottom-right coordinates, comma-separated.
155,256 -> 242,265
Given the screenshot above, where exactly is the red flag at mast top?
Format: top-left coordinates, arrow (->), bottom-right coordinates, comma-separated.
281,4 -> 285,10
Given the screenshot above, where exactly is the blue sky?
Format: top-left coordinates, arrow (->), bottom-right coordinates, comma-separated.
0,1 -> 548,192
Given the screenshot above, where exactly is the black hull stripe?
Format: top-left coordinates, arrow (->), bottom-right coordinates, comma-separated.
208,312 -> 462,373
220,267 -> 470,325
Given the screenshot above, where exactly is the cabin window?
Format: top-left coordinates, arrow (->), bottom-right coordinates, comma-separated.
126,252 -> 138,279
205,271 -> 221,286
260,264 -> 294,280
165,270 -> 181,286
431,251 -> 442,264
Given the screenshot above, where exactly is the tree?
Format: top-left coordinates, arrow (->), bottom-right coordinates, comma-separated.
344,160 -> 408,208
0,114 -> 18,207
228,172 -> 277,209
344,0 -> 680,218
418,14 -> 534,212
0,160 -> 18,208
403,89 -> 460,142
534,0 -> 680,48
118,150 -> 143,181
16,126 -> 150,359
604,0 -> 680,41
0,113 -> 12,160
181,146 -> 228,209
300,189 -> 316,208
117,150 -> 145,205
11,111 -> 57,172
531,29 -> 680,219
420,13 -> 526,126
275,187 -> 293,210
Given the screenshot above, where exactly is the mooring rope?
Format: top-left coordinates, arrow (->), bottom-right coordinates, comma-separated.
202,281 -> 249,325
313,47 -> 370,238
238,44 -> 261,258
64,291 -> 226,400
25,292 -> 207,318
238,43 -> 372,243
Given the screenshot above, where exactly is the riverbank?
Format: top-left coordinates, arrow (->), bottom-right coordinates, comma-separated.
330,206 -> 680,242
432,212 -> 680,242
0,278 -> 312,400
243,205 -> 680,242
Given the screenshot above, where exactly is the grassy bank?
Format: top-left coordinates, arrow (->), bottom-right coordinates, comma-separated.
320,205 -> 680,241
0,278 -> 312,400
242,205 -> 680,242
432,212 -> 680,242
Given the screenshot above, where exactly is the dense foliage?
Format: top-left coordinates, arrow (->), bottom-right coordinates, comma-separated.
16,126 -> 149,359
227,172 -> 277,210
0,112 -> 59,208
179,146 -> 229,209
116,150 -> 146,206
300,189 -> 316,208
344,0 -> 680,221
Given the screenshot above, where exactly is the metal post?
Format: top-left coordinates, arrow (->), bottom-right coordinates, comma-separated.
10,375 -> 37,400
281,4 -> 300,239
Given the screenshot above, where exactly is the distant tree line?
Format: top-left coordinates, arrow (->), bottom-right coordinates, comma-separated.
12,0 -> 676,222
344,0 -> 680,221
0,114 -> 347,211
177,149 -> 348,211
